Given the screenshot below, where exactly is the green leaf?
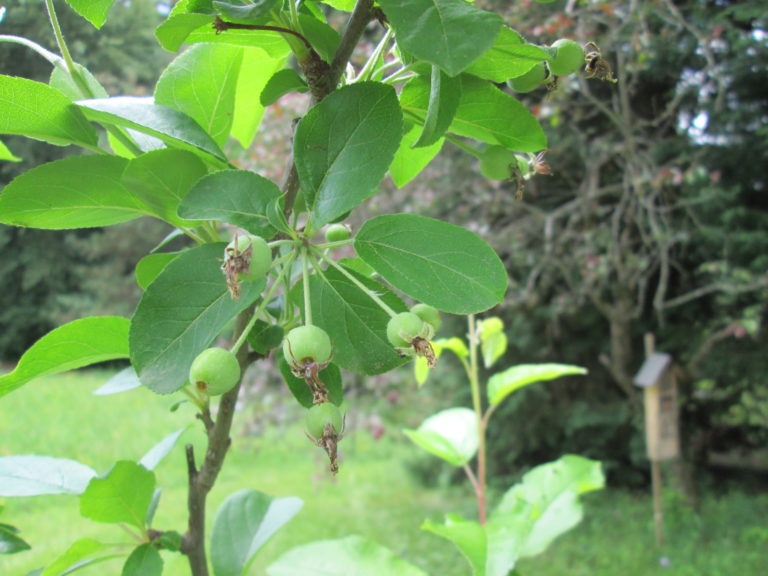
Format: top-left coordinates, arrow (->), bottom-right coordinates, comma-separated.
266,197 -> 292,236
130,243 -> 265,394
294,82 -> 403,227
266,535 -> 428,576
186,27 -> 290,57
355,214 -> 507,314
80,461 -> 155,529
50,63 -> 109,101
378,0 -> 501,76
0,456 -> 96,496
260,69 -> 308,106
413,65 -> 461,147
403,407 -> 479,466
211,489 -> 302,576
0,526 -> 30,555
76,97 -> 226,163
317,0 -> 355,10
65,0 -> 116,28
213,0 -> 279,22
479,317 -> 507,369
123,149 -> 209,227
401,75 -> 547,153
0,139 -> 21,162
246,320 -> 283,354
145,489 -> 162,528
155,44 -> 243,147
0,75 -> 97,148
278,358 -> 343,408
40,538 -> 108,576
92,367 -> 142,396
486,456 -> 604,573
422,514 -> 486,576
0,316 -> 130,399
135,253 -> 180,291
156,1 -> 290,56
177,170 -> 282,238
433,337 -> 468,359
298,13 -> 340,64
304,266 -> 407,375
0,156 -> 143,229
466,27 -> 549,83
122,543 -> 163,576
414,356 -> 430,386
139,428 -> 187,471
231,48 -> 285,148
155,7 -> 215,52
389,123 -> 443,188
487,363 -> 587,406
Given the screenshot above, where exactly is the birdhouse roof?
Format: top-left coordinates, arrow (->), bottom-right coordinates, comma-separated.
633,352 -> 672,388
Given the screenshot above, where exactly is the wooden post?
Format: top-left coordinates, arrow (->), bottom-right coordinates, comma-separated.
644,333 -> 665,547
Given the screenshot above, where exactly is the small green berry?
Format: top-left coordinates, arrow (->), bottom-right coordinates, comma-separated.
305,402 -> 343,438
225,234 -> 271,280
479,146 -> 517,181
549,39 -> 584,76
410,303 -> 441,333
386,312 -> 425,347
189,347 -> 240,396
283,325 -> 332,365
507,62 -> 549,93
324,223 -> 351,243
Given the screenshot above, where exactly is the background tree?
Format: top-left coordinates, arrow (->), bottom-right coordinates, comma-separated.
366,0 -> 768,485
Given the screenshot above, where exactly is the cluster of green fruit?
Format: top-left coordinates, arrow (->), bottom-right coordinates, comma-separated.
188,225 -> 442,443
507,38 -> 585,94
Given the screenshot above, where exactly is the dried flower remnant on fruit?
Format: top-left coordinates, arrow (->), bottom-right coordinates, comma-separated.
412,336 -> 437,368
387,312 -> 438,368
221,233 -> 252,300
308,420 -> 344,475
531,151 -> 553,176
288,347 -> 330,404
292,357 -> 329,404
584,41 -> 617,83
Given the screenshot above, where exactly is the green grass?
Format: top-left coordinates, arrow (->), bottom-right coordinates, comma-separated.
1,370 -> 767,575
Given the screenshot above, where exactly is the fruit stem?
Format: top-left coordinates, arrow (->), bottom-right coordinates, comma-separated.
381,63 -> 418,85
446,135 -> 481,158
355,26 -> 393,82
182,387 -> 208,411
231,251 -> 297,354
268,239 -> 299,249
302,247 -> 313,326
45,0 -> 86,94
313,238 -> 355,251
313,248 -> 398,317
466,314 -> 487,525
0,34 -> 60,65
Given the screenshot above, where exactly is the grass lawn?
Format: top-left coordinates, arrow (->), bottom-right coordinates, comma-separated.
1,369 -> 767,575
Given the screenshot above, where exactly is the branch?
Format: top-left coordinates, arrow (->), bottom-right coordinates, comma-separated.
282,0 -> 375,214
660,277 -> 768,310
213,17 -> 312,51
685,326 -> 734,379
182,311 -> 251,576
330,0 -> 375,88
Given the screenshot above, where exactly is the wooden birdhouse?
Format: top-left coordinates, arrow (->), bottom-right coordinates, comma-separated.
634,352 -> 680,461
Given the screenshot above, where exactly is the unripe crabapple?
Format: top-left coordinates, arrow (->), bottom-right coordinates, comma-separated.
283,325 -> 332,365
410,303 -> 441,333
549,39 -> 585,76
305,402 -> 343,438
386,312 -> 425,347
189,347 -> 240,396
